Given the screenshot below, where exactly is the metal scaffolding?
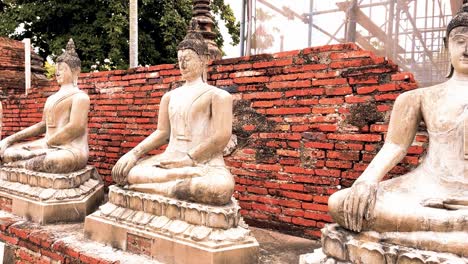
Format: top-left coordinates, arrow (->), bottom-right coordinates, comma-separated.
241,0 -> 461,86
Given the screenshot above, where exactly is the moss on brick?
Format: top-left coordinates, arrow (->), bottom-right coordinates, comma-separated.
347,102 -> 384,128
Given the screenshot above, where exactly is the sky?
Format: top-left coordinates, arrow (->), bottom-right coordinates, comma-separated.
221,0 -> 454,58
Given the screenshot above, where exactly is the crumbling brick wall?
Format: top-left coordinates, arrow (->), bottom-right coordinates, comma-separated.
1,41 -> 424,238
0,37 -> 46,96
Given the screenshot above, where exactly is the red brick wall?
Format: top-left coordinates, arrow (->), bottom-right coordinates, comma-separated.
0,216 -> 119,263
0,37 -> 46,96
1,42 -> 425,239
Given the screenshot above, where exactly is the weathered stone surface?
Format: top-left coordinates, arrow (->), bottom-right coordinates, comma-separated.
107,185 -> 240,229
0,166 -> 95,190
84,210 -> 258,264
311,224 -> 468,264
0,166 -> 103,223
0,166 -> 101,202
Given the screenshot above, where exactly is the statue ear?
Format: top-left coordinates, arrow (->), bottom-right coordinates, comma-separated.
446,62 -> 454,78
201,54 -> 208,82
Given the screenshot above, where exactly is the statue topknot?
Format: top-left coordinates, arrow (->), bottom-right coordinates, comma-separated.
177,19 -> 209,57
447,0 -> 468,37
56,38 -> 81,72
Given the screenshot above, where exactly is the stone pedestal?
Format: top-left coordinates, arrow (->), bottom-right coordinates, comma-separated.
0,166 -> 104,224
84,186 -> 259,264
300,224 -> 467,264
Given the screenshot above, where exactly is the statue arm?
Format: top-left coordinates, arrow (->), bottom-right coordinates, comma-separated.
2,121 -> 46,145
356,90 -> 422,184
130,92 -> 171,158
46,94 -> 90,146
112,92 -> 171,184
342,90 -> 422,232
188,91 -> 233,163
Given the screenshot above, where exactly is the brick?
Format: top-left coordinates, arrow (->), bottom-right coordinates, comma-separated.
285,88 -> 324,97
281,191 -> 313,201
375,93 -> 399,101
278,199 -> 302,208
326,160 -> 352,169
79,253 -> 102,264
304,142 -> 333,149
329,50 -> 374,60
267,80 -> 311,89
391,72 -> 413,81
327,151 -> 360,161
243,92 -> 283,100
318,97 -> 344,104
253,58 -> 293,69
231,70 -> 265,78
282,208 -> 305,217
280,184 -> 304,192
313,78 -> 348,86
303,212 -> 332,222
284,166 -> 315,175
9,224 -> 32,240
251,203 -> 281,214
327,133 -> 382,142
325,86 -> 352,95
284,64 -> 328,73
315,169 -> 341,177
345,95 -> 372,103
234,76 -> 269,84
40,249 -> 65,262
0,232 -> 18,244
291,217 -> 316,227
266,107 -> 311,115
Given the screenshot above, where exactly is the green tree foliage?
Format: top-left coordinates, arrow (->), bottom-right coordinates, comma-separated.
0,0 -> 240,72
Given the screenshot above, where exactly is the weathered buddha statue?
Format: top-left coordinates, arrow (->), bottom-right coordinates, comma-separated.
85,23 -> 257,263
0,39 -> 102,224
0,39 -> 89,174
111,25 -> 234,206
322,2 -> 468,261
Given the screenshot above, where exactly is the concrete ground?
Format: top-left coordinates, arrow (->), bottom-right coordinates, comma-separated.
251,227 -> 321,263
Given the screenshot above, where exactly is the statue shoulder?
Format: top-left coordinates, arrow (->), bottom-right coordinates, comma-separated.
73,91 -> 90,103
210,85 -> 232,101
395,87 -> 423,103
160,89 -> 173,104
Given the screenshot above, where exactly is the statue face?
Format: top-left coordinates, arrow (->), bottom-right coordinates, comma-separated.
55,62 -> 74,85
178,49 -> 204,82
449,26 -> 468,75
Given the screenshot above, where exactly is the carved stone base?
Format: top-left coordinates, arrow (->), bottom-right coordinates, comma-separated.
84,186 -> 259,264
317,224 -> 468,264
0,166 -> 104,224
107,185 -> 241,229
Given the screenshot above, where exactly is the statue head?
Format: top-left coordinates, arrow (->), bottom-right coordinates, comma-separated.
446,0 -> 468,77
56,39 -> 81,86
177,19 -> 209,82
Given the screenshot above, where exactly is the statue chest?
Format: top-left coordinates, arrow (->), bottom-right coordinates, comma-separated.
168,86 -> 213,141
44,90 -> 82,128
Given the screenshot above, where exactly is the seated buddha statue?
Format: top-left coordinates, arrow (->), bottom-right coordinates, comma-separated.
0,39 -> 90,174
111,25 -> 234,206
328,3 -> 468,254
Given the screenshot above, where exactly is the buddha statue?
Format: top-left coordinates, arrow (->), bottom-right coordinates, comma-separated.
111,23 -> 234,206
326,2 -> 468,258
0,39 -> 89,174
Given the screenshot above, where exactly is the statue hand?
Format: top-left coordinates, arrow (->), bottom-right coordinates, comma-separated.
342,181 -> 378,232
159,155 -> 194,169
112,152 -> 138,185
0,139 -> 12,161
